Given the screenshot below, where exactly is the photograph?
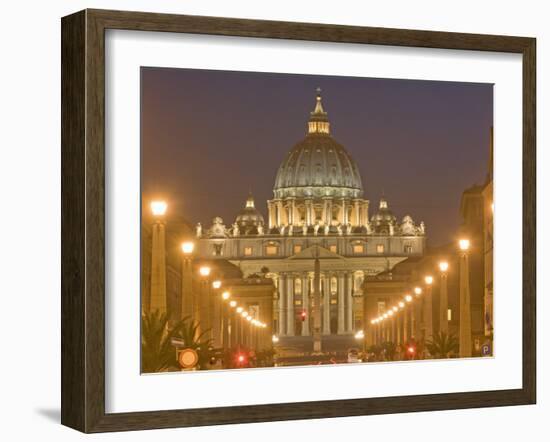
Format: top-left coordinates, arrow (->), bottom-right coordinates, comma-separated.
140,67 -> 494,373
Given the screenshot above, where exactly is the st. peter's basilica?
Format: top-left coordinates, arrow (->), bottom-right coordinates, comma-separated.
193,90 -> 427,340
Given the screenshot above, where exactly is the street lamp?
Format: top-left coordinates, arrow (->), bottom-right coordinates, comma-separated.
150,201 -> 167,315
458,238 -> 472,357
423,276 -> 434,343
459,239 -> 470,251
150,200 -> 167,217
181,241 -> 194,255
181,240 -> 195,320
229,300 -> 237,308
198,265 -> 212,341
414,286 -> 423,296
212,280 -> 222,289
439,261 -> 449,334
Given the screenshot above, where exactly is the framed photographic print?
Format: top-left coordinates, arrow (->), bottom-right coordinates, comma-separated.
61,9 -> 536,433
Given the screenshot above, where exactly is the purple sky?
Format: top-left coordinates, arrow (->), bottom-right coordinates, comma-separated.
141,68 -> 492,247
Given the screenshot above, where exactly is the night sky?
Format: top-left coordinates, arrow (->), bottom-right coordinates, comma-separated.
141,68 -> 492,247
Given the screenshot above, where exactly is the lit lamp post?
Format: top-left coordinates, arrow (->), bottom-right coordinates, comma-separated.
198,265 -> 211,340
236,307 -> 244,347
220,290 -> 230,351
150,201 -> 167,315
423,276 -> 434,344
397,301 -> 405,345
245,314 -> 253,348
413,286 -> 422,339
458,239 -> 472,357
438,261 -> 449,334
211,280 -> 223,347
240,310 -> 248,347
228,300 -> 237,349
388,310 -> 395,343
403,294 -> 413,343
180,241 -> 194,320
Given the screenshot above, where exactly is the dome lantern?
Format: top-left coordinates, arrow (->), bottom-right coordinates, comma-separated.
308,87 -> 330,135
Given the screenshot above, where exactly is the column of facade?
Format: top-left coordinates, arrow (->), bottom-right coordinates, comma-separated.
276,200 -> 283,227
267,201 -> 275,228
281,201 -> 289,226
328,200 -> 333,226
301,273 -> 310,336
290,199 -> 296,225
322,273 -> 331,335
278,273 -> 287,336
345,272 -> 353,333
286,274 -> 295,336
341,199 -> 347,225
305,199 -> 313,226
361,201 -> 369,227
353,200 -> 360,226
337,272 -> 345,334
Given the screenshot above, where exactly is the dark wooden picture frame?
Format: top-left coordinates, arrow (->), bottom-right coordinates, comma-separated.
61,9 -> 536,433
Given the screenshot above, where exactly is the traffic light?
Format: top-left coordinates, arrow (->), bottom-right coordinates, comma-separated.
300,310 -> 307,321
236,352 -> 248,367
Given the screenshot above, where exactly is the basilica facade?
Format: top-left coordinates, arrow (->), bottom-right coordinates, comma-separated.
194,91 -> 427,339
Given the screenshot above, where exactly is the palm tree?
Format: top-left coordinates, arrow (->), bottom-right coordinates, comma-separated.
425,332 -> 459,358
141,311 -> 213,373
141,310 -> 184,373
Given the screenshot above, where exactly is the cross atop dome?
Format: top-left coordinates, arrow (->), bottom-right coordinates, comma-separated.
308,88 -> 330,135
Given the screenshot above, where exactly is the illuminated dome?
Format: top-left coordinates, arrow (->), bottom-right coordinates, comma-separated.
273,89 -> 363,199
235,193 -> 265,233
371,198 -> 397,233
